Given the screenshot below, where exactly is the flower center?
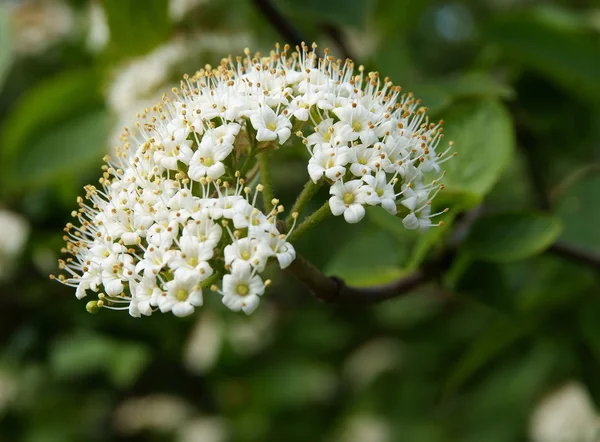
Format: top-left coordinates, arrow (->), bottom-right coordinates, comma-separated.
376,188 -> 384,197
203,157 -> 215,167
241,251 -> 251,260
352,121 -> 362,132
236,284 -> 249,296
343,192 -> 355,205
358,157 -> 367,165
188,256 -> 198,267
323,131 -> 331,142
176,289 -> 189,302
267,122 -> 277,131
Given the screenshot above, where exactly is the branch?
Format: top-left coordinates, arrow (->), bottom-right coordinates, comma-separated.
286,252 -> 451,306
251,0 -> 307,48
548,241 -> 600,271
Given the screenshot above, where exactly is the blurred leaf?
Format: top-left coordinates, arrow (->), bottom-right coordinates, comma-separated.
555,169 -> 600,253
279,0 -> 375,29
108,342 -> 152,388
0,69 -> 103,175
0,6 -> 13,90
444,316 -> 532,395
442,100 -> 515,203
12,110 -> 108,189
449,258 -> 515,313
104,0 -> 172,58
373,291 -> 442,330
413,73 -> 514,116
513,255 -> 595,313
442,73 -> 514,101
486,12 -> 600,102
463,212 -> 562,263
325,229 -> 405,286
50,332 -> 149,388
252,360 -> 335,409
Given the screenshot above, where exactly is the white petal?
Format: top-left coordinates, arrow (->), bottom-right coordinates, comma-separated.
329,197 -> 346,216
172,302 -> 195,317
241,294 -> 260,315
343,204 -> 365,224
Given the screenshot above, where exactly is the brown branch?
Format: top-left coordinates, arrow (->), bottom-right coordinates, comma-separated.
286,252 -> 451,306
548,241 -> 600,271
251,0 -> 306,48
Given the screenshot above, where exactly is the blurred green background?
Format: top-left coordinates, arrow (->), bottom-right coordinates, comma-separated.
1,0 -> 600,441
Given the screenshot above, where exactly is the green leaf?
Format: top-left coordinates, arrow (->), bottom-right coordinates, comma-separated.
50,333 -> 150,388
0,6 -> 13,90
444,317 -> 533,395
12,110 -> 108,189
325,229 -> 406,286
554,169 -> 600,253
441,100 -> 515,202
0,69 -> 104,172
486,12 -> 600,102
104,0 -> 172,58
463,212 -> 563,262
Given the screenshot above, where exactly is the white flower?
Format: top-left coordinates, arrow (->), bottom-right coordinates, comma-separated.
329,180 -> 369,223
530,382 -> 599,442
161,273 -> 203,317
362,171 -> 397,215
224,237 -> 272,273
221,264 -> 266,315
250,106 -> 292,144
307,144 -> 350,183
54,43 -> 452,318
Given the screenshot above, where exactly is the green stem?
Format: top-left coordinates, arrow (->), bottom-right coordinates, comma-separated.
288,201 -> 332,243
285,179 -> 323,228
259,153 -> 274,213
201,272 -> 221,290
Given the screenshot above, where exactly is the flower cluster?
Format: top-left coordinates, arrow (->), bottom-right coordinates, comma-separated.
53,43 -> 452,317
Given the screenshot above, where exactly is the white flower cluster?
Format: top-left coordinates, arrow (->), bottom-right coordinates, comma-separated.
54,43 -> 452,317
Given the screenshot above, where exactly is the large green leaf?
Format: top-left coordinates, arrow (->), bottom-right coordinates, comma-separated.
104,0 -> 172,58
486,12 -> 600,102
0,6 -> 13,90
13,110 -> 108,189
463,212 -> 563,262
0,69 -> 103,172
444,316 -> 533,395
325,228 -> 406,286
441,100 -> 514,203
554,169 -> 600,253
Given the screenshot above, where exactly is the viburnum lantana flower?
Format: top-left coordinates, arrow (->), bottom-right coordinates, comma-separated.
52,43 -> 453,318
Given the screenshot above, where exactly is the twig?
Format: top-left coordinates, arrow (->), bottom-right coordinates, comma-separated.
286,251 -> 452,305
251,0 -> 307,48
548,241 -> 600,271
285,178 -> 323,228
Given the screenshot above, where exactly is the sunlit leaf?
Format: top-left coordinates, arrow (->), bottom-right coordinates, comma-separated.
442,100 -> 515,202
